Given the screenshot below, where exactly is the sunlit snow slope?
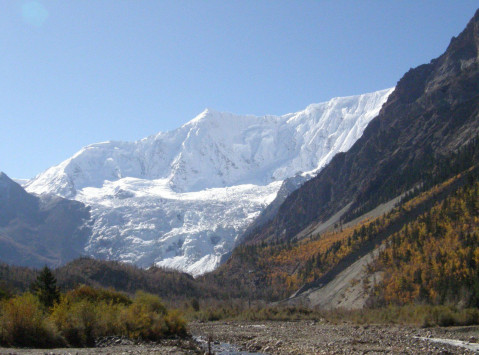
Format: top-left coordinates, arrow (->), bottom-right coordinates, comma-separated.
26,88 -> 393,275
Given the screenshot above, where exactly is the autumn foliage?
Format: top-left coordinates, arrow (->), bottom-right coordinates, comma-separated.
0,285 -> 186,348
373,179 -> 479,306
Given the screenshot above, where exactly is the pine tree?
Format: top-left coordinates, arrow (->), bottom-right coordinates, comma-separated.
31,266 -> 60,309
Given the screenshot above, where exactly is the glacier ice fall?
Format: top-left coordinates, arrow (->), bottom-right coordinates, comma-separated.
26,88 -> 393,275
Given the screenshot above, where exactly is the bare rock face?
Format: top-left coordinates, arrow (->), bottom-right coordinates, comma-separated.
247,9 -> 479,244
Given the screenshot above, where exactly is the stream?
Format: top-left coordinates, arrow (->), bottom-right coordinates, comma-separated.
415,336 -> 479,352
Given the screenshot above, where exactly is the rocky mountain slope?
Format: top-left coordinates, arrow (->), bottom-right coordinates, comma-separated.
244,9 -> 479,245
24,89 -> 392,275
0,172 -> 91,268
206,8 -> 479,308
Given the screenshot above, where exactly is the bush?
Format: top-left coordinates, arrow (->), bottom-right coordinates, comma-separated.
437,308 -> 456,327
132,291 -> 167,314
0,293 -> 65,348
420,306 -> 479,327
51,298 -> 97,347
0,286 -> 12,301
315,305 -> 479,327
49,284 -> 133,346
51,288 -> 186,346
164,309 -> 187,336
1,286 -> 187,348
51,294 -> 126,347
121,291 -> 186,340
65,285 -> 131,306
95,301 -> 126,336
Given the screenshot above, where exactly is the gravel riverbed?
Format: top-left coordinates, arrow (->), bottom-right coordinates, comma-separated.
2,321 -> 479,354
0,338 -> 201,355
190,320 -> 479,354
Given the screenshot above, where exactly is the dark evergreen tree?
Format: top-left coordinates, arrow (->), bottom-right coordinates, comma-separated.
31,266 -> 60,309
190,297 -> 200,312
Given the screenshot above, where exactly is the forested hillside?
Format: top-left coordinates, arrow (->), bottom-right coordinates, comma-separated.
372,178 -> 479,306
210,162 -> 479,302
208,9 -> 479,306
0,258 -> 220,304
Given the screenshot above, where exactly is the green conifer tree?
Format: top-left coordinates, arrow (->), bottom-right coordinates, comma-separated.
31,266 -> 60,309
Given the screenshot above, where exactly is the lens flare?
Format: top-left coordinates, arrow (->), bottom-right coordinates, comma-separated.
21,1 -> 49,27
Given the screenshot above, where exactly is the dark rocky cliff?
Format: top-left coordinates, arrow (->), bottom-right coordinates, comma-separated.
246,9 -> 479,243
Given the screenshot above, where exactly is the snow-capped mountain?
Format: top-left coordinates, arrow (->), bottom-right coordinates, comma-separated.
26,88 -> 393,275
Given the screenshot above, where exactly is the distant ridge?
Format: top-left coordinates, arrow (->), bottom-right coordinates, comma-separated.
0,172 -> 91,268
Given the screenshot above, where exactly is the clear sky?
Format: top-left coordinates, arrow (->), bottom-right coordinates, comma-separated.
1,1 -> 478,179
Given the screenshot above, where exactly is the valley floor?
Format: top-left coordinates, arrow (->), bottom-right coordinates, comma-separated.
0,338 -> 201,355
2,321 -> 479,354
190,320 -> 479,354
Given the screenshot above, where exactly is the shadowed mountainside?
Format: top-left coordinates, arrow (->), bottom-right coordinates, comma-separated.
244,9 -> 479,245
0,172 -> 92,268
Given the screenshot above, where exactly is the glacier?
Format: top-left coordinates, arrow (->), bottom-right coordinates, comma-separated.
26,88 -> 393,275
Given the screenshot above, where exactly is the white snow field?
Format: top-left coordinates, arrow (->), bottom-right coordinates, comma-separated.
26,88 -> 393,275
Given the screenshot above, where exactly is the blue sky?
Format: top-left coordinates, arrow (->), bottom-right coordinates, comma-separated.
1,1 -> 478,179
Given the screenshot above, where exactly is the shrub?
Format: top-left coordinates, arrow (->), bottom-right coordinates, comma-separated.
95,301 -> 126,336
121,291 -> 186,341
1,286 -> 187,348
437,308 -> 456,327
0,286 -> 12,301
51,298 -> 98,347
0,293 -> 65,348
65,285 -> 131,306
132,291 -> 167,314
190,298 -> 200,312
51,288 -> 186,346
164,309 -> 187,337
51,295 -> 126,347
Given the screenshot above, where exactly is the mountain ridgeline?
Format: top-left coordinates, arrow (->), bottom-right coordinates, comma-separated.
243,9 -> 479,245
21,86 -> 392,275
2,9 -> 479,313
200,8 -> 479,306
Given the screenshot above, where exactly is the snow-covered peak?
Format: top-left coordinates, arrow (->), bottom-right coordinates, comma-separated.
24,88 -> 393,275
184,108 -> 220,126
26,88 -> 393,198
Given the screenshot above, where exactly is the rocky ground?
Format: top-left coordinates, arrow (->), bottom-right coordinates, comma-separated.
0,337 -> 201,355
190,320 -> 479,354
2,321 -> 479,354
